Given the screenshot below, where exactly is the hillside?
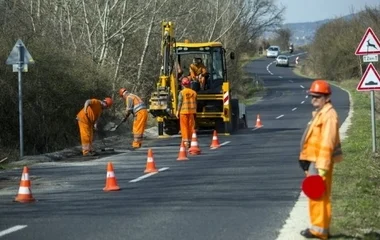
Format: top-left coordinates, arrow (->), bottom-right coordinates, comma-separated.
283,14 -> 356,46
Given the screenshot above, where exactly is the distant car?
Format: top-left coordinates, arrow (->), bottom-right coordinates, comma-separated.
276,55 -> 289,67
266,46 -> 280,58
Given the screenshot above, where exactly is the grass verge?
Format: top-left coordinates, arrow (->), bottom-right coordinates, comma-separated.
239,53 -> 264,67
238,53 -> 266,106
293,67 -> 380,239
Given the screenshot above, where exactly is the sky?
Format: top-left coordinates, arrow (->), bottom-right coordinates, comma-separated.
277,0 -> 380,24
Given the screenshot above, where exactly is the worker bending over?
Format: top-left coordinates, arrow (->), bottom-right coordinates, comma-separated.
119,88 -> 148,150
299,80 -> 343,239
176,77 -> 197,148
189,58 -> 208,91
76,97 -> 113,156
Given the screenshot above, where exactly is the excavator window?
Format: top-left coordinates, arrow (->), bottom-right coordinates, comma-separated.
211,48 -> 224,81
175,46 -> 226,92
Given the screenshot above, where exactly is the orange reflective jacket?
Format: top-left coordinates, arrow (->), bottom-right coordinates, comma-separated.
77,99 -> 103,124
189,63 -> 207,78
178,88 -> 197,114
125,94 -> 146,114
299,103 -> 343,170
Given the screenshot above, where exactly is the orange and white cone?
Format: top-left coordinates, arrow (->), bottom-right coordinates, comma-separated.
144,149 -> 158,173
177,141 -> 189,161
14,166 -> 35,203
255,114 -> 263,128
188,129 -> 201,155
103,162 -> 120,191
210,130 -> 221,149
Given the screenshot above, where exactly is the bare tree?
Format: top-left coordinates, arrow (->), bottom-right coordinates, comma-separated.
273,27 -> 292,50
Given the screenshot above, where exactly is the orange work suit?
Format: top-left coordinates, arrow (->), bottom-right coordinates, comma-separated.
178,87 -> 197,146
299,102 -> 343,239
76,99 -> 103,156
189,63 -> 207,89
125,94 -> 148,148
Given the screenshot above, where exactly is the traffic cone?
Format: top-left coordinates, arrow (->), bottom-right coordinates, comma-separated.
255,114 -> 263,128
144,148 -> 158,173
210,130 -> 221,149
14,166 -> 35,203
177,141 -> 189,161
188,129 -> 201,155
103,162 -> 120,191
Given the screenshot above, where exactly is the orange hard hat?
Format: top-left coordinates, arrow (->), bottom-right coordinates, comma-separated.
119,88 -> 127,98
181,77 -> 190,86
309,80 -> 331,94
104,97 -> 113,107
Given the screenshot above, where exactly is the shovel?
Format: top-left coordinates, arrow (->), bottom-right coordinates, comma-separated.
94,129 -> 114,152
109,118 -> 126,132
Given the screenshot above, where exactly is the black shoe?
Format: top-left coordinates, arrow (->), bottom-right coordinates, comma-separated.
89,151 -> 98,156
300,229 -> 328,239
126,146 -> 140,151
83,152 -> 98,157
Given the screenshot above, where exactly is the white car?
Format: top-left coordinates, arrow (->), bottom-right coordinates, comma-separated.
276,55 -> 289,67
266,46 -> 280,58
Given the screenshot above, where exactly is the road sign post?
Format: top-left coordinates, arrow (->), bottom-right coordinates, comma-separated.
355,27 -> 380,153
356,63 -> 380,153
370,90 -> 377,153
5,39 -> 35,158
18,44 -> 24,158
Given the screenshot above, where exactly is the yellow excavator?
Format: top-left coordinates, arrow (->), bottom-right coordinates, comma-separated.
148,21 -> 247,137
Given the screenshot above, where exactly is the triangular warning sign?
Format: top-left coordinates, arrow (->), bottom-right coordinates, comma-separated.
357,63 -> 380,91
355,27 -> 380,55
5,39 -> 35,65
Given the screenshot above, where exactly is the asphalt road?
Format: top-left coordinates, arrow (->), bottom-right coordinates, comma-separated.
0,52 -> 349,240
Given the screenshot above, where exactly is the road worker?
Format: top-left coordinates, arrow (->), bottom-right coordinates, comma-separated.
189,57 -> 208,90
176,77 -> 197,148
76,97 -> 113,156
119,88 -> 148,150
299,79 -> 343,239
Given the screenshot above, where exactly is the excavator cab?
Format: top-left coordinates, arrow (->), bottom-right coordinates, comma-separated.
175,43 -> 232,94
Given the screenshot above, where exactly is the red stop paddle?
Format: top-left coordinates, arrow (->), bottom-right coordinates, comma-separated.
302,175 -> 326,200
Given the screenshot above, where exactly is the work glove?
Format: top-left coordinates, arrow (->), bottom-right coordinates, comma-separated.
318,169 -> 327,177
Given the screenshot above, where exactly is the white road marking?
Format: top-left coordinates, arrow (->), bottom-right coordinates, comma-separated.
252,126 -> 263,131
300,85 -> 305,89
129,167 -> 169,183
276,115 -> 284,119
292,108 -> 297,111
279,76 -> 283,78
301,101 -> 305,104
305,95 -> 308,98
266,61 -> 276,75
0,225 -> 27,237
288,80 -> 293,83
211,141 -> 231,150
170,134 -> 181,138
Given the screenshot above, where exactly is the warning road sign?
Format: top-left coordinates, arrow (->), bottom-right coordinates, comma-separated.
357,63 -> 380,91
5,39 -> 34,65
355,27 -> 380,56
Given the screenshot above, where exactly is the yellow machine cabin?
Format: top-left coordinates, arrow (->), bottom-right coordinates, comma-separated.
148,21 -> 247,137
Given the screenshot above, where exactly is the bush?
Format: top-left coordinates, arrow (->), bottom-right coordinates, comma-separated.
0,37 -> 113,156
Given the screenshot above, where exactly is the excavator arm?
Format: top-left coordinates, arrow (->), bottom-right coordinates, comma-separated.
148,21 -> 179,136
